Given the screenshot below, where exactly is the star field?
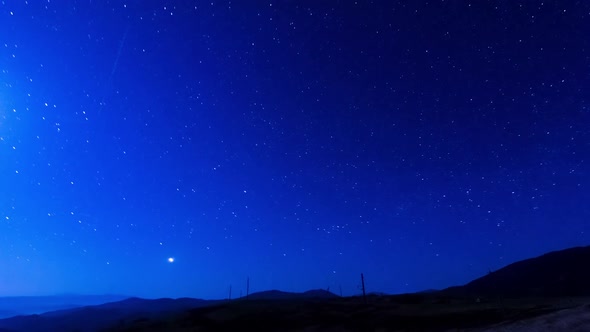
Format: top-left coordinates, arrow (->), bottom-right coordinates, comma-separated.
0,1 -> 589,299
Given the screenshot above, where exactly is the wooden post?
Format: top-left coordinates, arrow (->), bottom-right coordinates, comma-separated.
246,277 -> 250,299
361,273 -> 366,304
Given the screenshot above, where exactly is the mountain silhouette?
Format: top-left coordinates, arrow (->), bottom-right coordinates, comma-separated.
0,297 -> 218,332
0,295 -> 128,319
245,289 -> 339,300
1,246 -> 590,331
443,245 -> 590,297
0,290 -> 337,332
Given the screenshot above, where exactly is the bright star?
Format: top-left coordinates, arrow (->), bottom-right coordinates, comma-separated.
168,257 -> 174,263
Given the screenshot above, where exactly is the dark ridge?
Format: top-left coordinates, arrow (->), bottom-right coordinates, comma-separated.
442,245 -> 590,298
246,289 -> 339,300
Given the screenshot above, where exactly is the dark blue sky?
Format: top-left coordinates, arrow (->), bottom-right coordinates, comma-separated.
1,1 -> 589,299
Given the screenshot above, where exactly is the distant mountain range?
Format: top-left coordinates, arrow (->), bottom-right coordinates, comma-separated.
0,245 -> 589,331
0,295 -> 128,319
0,296 -> 218,332
443,245 -> 590,298
0,289 -> 337,332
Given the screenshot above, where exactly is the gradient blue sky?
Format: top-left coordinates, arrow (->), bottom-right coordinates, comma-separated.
1,1 -> 589,299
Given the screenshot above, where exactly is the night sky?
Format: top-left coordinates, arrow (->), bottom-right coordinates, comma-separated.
1,1 -> 589,299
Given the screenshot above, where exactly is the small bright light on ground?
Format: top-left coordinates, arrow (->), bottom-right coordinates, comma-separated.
168,257 -> 174,263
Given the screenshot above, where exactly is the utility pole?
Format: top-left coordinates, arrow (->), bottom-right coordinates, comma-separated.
361,273 -> 367,304
246,276 -> 250,299
339,285 -> 343,297
229,285 -> 232,301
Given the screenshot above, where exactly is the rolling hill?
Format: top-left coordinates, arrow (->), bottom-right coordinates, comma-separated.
443,245 -> 590,298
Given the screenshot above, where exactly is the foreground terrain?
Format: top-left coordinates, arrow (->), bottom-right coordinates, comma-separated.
105,294 -> 590,331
